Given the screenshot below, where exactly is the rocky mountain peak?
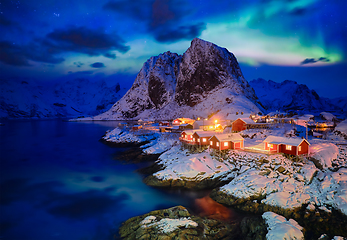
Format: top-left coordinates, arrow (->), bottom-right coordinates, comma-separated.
94,38 -> 262,120
175,38 -> 255,107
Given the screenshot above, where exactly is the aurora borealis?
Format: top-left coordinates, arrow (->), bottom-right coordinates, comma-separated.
1,0 -> 346,97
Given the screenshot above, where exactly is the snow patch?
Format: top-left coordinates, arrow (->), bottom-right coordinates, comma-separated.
262,212 -> 304,240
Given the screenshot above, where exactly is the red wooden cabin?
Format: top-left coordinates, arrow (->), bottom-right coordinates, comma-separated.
263,136 -> 310,155
159,121 -> 170,126
180,130 -> 201,144
209,133 -> 244,151
132,125 -> 142,131
231,118 -> 255,132
192,131 -> 215,146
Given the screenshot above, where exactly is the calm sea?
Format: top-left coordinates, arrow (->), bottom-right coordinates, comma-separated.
0,120 -> 217,240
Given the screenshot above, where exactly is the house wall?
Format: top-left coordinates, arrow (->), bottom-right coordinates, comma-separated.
220,141 -> 232,150
209,136 -> 221,150
232,119 -> 246,132
279,144 -> 297,155
264,142 -> 278,152
232,141 -> 243,149
298,141 -> 309,155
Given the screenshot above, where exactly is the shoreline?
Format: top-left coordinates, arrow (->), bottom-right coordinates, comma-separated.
101,127 -> 347,239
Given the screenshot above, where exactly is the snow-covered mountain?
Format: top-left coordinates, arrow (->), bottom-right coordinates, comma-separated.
93,38 -> 263,120
0,78 -> 126,119
331,97 -> 347,112
249,78 -> 341,113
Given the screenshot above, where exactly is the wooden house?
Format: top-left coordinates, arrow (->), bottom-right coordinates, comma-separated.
178,123 -> 193,130
159,121 -> 170,126
209,133 -> 244,151
231,118 -> 269,131
180,130 -> 202,145
132,125 -> 142,131
192,131 -> 215,146
172,118 -> 195,125
263,136 -> 310,155
231,118 -> 256,132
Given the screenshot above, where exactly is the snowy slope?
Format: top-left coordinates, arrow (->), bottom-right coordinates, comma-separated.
92,38 -> 263,120
0,78 -> 126,119
249,78 -> 340,113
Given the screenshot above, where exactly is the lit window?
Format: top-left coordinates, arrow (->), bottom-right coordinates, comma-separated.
299,146 -> 302,151
224,142 -> 228,147
216,142 -> 219,147
181,134 -> 184,138
286,145 -> 292,150
210,141 -> 213,145
267,143 -> 270,148
193,138 -> 196,142
202,138 -> 206,142
198,139 -> 200,142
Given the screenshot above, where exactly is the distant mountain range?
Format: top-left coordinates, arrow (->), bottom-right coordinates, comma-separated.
249,78 -> 345,115
0,78 -> 126,119
1,38 -> 346,120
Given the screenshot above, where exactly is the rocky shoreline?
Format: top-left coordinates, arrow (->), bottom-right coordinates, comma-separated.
119,205 -> 267,240
102,128 -> 347,239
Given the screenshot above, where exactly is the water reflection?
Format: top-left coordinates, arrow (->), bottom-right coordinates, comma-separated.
195,196 -> 235,221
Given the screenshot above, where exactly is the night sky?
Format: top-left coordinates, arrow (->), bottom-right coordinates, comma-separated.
1,0 -> 346,98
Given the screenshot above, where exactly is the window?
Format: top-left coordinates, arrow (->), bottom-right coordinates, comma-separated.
216,142 -> 219,147
181,134 -> 184,138
299,146 -> 302,151
268,143 -> 273,148
198,139 -> 200,142
202,138 -> 206,142
224,142 -> 228,147
286,145 -> 292,150
193,138 -> 196,142
210,141 -> 213,146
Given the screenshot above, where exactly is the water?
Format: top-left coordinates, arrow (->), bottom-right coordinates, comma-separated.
0,120 -> 213,240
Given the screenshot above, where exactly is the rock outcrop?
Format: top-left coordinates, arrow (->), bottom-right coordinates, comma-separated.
119,205 -> 266,240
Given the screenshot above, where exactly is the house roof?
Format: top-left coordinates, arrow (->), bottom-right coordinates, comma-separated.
179,123 -> 192,127
182,129 -> 202,135
194,131 -> 215,137
236,118 -> 256,124
210,133 -> 244,142
264,136 -> 310,146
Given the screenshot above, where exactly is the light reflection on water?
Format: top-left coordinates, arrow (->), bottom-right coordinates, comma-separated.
0,120 -> 246,240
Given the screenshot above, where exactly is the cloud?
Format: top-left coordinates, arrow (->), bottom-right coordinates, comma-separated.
0,26 -> 129,66
301,57 -> 330,65
103,0 -> 205,43
74,61 -> 84,67
155,23 -> 206,43
46,26 -> 130,55
90,62 -> 105,68
0,41 -> 64,66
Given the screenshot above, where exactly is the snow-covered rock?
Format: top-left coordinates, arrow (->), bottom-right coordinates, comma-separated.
262,212 -> 304,240
93,38 -> 263,120
335,119 -> 347,137
310,143 -> 339,169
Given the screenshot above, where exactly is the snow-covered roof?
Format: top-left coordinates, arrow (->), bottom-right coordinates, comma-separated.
182,129 -> 202,135
194,131 -> 215,137
234,118 -> 255,124
264,136 -> 310,146
211,133 -> 244,142
179,123 -> 192,127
